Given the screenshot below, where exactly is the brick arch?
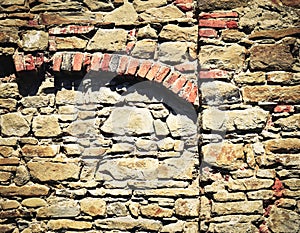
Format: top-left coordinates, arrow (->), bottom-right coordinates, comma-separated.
13,52 -> 199,106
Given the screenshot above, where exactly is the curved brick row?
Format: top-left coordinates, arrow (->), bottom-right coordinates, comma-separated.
13,52 -> 199,105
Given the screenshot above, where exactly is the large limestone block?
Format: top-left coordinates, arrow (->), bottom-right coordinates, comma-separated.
87,29 -> 127,52
199,44 -> 246,71
159,25 -> 198,43
166,114 -> 197,137
104,2 -> 138,25
1,113 -> 30,137
80,198 -> 106,216
158,42 -> 188,64
32,115 -> 61,137
133,0 -> 167,12
140,5 -> 185,22
101,107 -> 154,135
21,30 -> 48,51
131,39 -> 157,59
28,162 -> 80,181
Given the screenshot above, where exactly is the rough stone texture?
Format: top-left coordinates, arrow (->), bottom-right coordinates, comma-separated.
131,39 -> 157,59
21,31 -> 48,51
36,200 -> 80,218
202,107 -> 269,131
104,2 -> 138,25
80,198 -> 106,216
198,0 -> 247,10
32,115 -> 61,137
140,204 -> 173,218
48,219 -> 92,230
21,145 -> 59,157
0,184 -> 49,197
159,25 -> 198,42
87,29 -> 127,52
139,5 -> 185,22
267,206 -> 300,233
212,201 -> 263,215
175,198 -> 200,216
158,42 -> 189,64
21,198 -> 47,208
199,44 -> 246,71
101,107 -> 154,135
250,44 -> 295,71
133,0 -> 167,12
28,162 -> 80,181
0,113 -> 30,136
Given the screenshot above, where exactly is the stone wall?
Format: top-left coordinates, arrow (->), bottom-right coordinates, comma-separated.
0,0 -> 299,232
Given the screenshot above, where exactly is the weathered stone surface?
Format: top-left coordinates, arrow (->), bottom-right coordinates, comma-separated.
54,37 -> 88,49
48,219 -> 92,230
131,39 -> 157,59
200,81 -> 241,104
0,27 -> 19,44
104,2 -> 138,25
28,162 -> 80,181
87,29 -> 127,51
202,107 -> 268,131
0,224 -> 15,233
267,72 -> 300,85
32,115 -> 61,137
265,138 -> 300,154
137,24 -> 158,39
21,198 -> 47,208
158,42 -> 188,64
31,1 -> 82,12
21,145 -> 59,157
0,184 -> 49,197
14,165 -> 30,186
175,198 -> 200,216
133,0 -> 167,12
0,171 -> 11,182
95,158 -> 158,181
208,222 -> 259,233
275,114 -> 300,131
0,98 -> 17,111
249,27 -> 300,40
213,190 -> 246,201
134,188 -> 199,197
242,85 -> 300,103
0,83 -> 20,99
283,178 -> 300,190
249,44 -> 294,71
0,146 -> 14,157
198,0 -> 247,10
234,72 -> 265,84
140,5 -> 185,22
140,204 -> 173,218
159,25 -> 198,42
107,202 -> 128,216
212,200 -> 263,215
84,0 -> 114,11
1,113 -> 30,137
166,114 -> 197,137
247,190 -> 274,200
101,107 -> 154,135
228,177 -> 274,191
56,89 -> 78,105
199,44 -> 246,70
37,200 -> 80,218
20,96 -> 50,108
0,208 -> 31,219
0,200 -> 20,210
267,206 -> 300,233
80,198 -> 106,216
40,12 -> 104,25
21,31 -> 48,51
161,221 -> 184,233
95,216 -> 162,231
202,142 -> 244,169
221,29 -> 246,42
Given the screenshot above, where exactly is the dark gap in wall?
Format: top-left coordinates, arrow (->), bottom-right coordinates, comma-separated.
0,55 -> 15,77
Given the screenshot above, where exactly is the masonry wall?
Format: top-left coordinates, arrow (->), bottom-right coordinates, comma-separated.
0,0 -> 299,232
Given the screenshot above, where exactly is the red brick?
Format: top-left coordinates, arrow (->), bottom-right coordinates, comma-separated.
163,72 -> 181,88
180,81 -> 193,100
188,85 -> 198,104
199,28 -> 218,38
126,58 -> 139,76
52,53 -> 62,72
146,63 -> 161,80
174,62 -> 196,72
101,53 -> 111,72
171,76 -> 187,94
72,53 -> 84,71
13,53 -> 25,72
199,69 -> 229,79
90,53 -> 102,71
154,66 -> 171,83
35,53 -> 44,67
24,54 -> 35,71
199,19 -> 227,28
49,36 -> 56,51
274,105 -> 295,113
117,56 -> 129,75
137,60 -> 152,78
126,41 -> 135,54
200,12 -> 238,19
83,53 -> 91,70
226,20 -> 238,29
